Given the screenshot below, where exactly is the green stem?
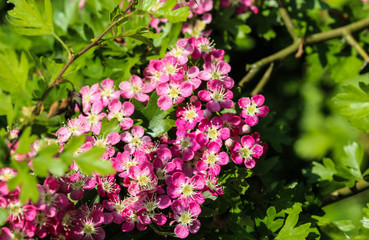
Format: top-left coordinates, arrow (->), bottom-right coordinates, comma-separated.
239,17 -> 369,88
53,33 -> 72,59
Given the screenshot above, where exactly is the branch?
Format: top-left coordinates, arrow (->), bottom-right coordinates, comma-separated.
251,63 -> 274,95
276,0 -> 298,41
322,180 -> 369,207
32,0 -> 135,115
344,32 -> 369,63
239,17 -> 369,88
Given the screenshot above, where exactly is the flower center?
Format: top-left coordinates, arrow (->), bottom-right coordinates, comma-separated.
207,127 -> 219,140
72,179 -> 85,190
239,146 -> 253,159
180,138 -> 192,150
0,169 -> 16,181
102,181 -> 115,193
113,111 -> 124,122
138,174 -> 150,186
13,231 -> 25,240
211,70 -> 222,80
179,211 -> 193,225
164,64 -> 178,75
42,192 -> 54,205
212,91 -> 224,102
8,202 -> 23,217
69,125 -> 80,134
246,104 -> 258,115
88,114 -> 99,125
173,48 -> 184,58
95,139 -> 107,148
83,222 -> 95,235
206,152 -> 218,166
185,109 -> 197,121
115,202 -> 125,213
169,87 -> 180,99
102,88 -> 113,98
131,137 -> 142,147
130,85 -> 141,94
145,201 -> 157,212
156,169 -> 166,180
181,184 -> 194,197
36,212 -> 47,225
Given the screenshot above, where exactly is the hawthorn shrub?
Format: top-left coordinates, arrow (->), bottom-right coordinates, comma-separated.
1,0 -> 369,239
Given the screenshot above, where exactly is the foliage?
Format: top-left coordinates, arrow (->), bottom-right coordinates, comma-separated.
1,0 -> 369,239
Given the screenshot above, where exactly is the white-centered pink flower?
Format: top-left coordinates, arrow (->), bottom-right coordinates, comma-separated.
119,75 -> 154,102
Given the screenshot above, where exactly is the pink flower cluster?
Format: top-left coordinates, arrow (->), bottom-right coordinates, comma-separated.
2,37 -> 269,239
149,0 -> 258,37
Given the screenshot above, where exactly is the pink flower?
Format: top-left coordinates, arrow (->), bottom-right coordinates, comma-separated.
100,78 -> 121,107
120,126 -> 151,153
198,60 -> 234,89
196,142 -> 229,175
96,175 -> 120,200
119,75 -> 154,102
198,81 -> 234,112
166,38 -> 194,65
171,131 -> 201,161
238,94 -> 269,126
71,205 -> 106,240
107,99 -> 135,130
176,101 -> 204,130
79,83 -> 101,113
197,117 -> 230,146
167,172 -> 205,204
171,200 -> 201,239
231,134 -> 264,168
79,101 -> 105,135
156,81 -> 193,110
153,56 -> 184,82
56,118 -> 89,143
125,162 -> 158,195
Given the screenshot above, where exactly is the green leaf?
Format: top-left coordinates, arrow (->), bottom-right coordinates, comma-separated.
137,0 -> 190,23
99,118 -> 120,137
7,165 -> 39,203
32,144 -> 68,177
0,208 -> 8,227
275,203 -> 311,240
16,127 -> 37,154
335,142 -> 363,180
0,50 -> 29,94
256,206 -> 285,233
133,92 -> 176,137
7,0 -> 55,36
74,147 -> 115,176
311,158 -> 337,182
0,90 -> 15,126
333,84 -> 369,119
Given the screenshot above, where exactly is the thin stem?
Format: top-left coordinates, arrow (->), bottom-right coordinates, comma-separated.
276,0 -> 298,41
344,32 -> 369,63
238,17 -> 369,88
251,63 -> 274,95
53,33 -> 72,59
322,180 -> 369,207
